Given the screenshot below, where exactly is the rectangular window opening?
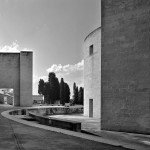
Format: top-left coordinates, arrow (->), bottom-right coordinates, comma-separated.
89,45 -> 93,56
89,99 -> 93,117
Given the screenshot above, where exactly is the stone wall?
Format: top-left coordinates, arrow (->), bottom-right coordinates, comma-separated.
101,0 -> 150,134
83,27 -> 101,118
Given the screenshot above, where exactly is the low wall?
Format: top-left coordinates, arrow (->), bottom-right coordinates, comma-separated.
9,106 -> 83,132
29,111 -> 81,132
29,107 -> 83,116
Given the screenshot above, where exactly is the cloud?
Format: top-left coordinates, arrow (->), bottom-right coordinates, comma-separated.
46,60 -> 84,75
0,42 -> 33,52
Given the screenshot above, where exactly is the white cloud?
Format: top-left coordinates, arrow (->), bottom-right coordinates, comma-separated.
46,60 -> 84,75
0,42 -> 33,52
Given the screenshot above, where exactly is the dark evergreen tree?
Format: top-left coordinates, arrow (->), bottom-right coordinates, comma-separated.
73,82 -> 78,104
38,79 -> 45,95
78,87 -> 84,105
38,72 -> 71,105
44,82 -> 50,104
48,72 -> 60,104
60,78 -> 65,105
55,77 -> 60,101
75,86 -> 78,104
72,82 -> 76,104
64,83 -> 70,103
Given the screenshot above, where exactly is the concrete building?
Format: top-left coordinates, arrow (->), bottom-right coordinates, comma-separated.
84,0 -> 150,134
0,51 -> 33,107
83,27 -> 101,118
33,95 -> 44,104
101,0 -> 150,134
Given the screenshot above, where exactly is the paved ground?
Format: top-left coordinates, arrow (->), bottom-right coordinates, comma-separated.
0,105 -> 131,150
50,113 -> 150,150
49,114 -> 101,131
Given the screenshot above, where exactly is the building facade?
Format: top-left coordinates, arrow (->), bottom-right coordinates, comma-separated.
84,0 -> 150,134
101,0 -> 150,134
83,27 -> 101,118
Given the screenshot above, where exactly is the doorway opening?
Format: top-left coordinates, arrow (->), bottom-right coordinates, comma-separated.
0,88 -> 14,105
89,99 -> 93,117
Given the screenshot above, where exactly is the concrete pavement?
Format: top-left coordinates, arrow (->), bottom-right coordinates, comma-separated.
0,105 -> 132,150
49,114 -> 150,150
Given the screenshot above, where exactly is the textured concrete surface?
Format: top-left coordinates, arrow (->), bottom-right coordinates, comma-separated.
49,114 -> 150,150
101,0 -> 150,134
0,52 -> 32,107
0,53 -> 20,106
3,105 -> 150,150
49,114 -> 101,131
0,105 -> 132,150
83,27 -> 101,118
20,51 -> 33,107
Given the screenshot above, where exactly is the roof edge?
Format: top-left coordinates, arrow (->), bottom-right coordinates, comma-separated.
84,26 -> 101,42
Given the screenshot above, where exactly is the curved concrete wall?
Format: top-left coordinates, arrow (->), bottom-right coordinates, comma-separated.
83,27 -> 101,118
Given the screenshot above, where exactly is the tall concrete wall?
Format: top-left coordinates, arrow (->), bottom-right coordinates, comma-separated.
20,52 -> 33,106
0,52 -> 33,107
101,0 -> 150,134
0,53 -> 20,106
83,27 -> 101,118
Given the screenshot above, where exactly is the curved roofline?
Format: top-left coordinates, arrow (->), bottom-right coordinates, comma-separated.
84,26 -> 101,42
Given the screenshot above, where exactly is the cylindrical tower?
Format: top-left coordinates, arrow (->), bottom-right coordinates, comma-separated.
83,27 -> 101,118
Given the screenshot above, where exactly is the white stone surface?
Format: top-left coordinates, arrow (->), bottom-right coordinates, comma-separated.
83,27 -> 101,118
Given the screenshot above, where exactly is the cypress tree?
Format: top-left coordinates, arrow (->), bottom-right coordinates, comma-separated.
60,78 -> 65,105
75,86 -> 78,104
55,77 -> 60,101
73,82 -> 78,104
64,83 -> 70,103
48,72 -> 60,104
44,82 -> 50,104
38,79 -> 45,95
78,87 -> 84,105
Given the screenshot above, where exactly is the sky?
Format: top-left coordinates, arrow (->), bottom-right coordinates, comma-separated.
0,0 -> 101,96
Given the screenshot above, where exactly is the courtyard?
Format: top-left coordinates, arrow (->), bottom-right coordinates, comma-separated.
1,104 -> 150,150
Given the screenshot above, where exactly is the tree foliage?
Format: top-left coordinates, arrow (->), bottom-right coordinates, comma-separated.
38,72 -> 71,105
44,82 -> 50,104
64,82 -> 70,103
60,78 -> 65,105
72,82 -> 84,105
72,82 -> 78,104
48,72 -> 60,104
60,78 -> 70,105
38,79 -> 45,95
78,87 -> 84,105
